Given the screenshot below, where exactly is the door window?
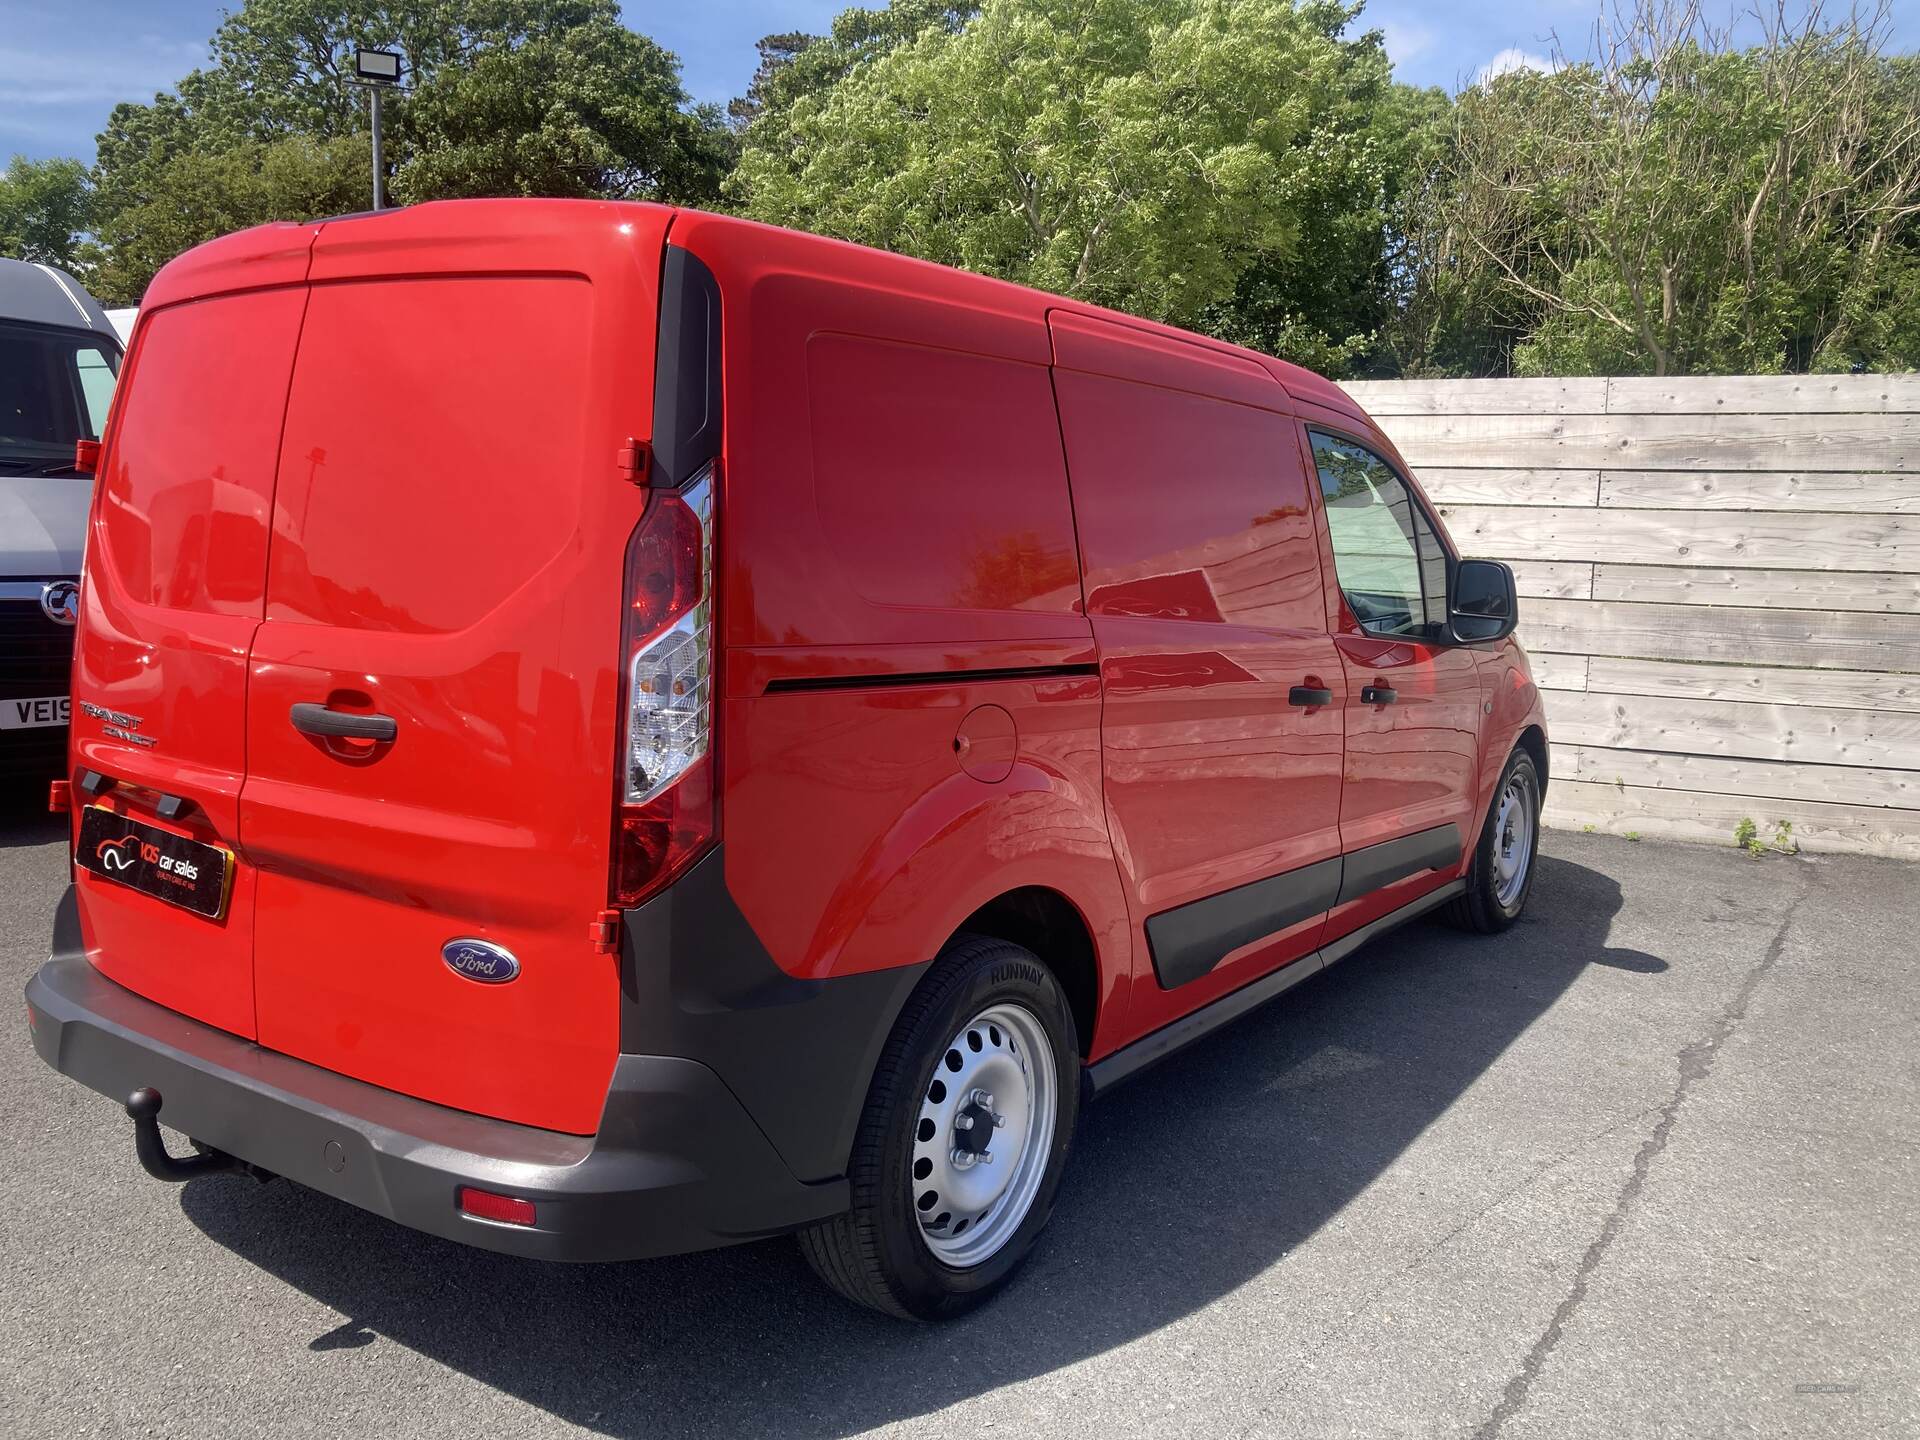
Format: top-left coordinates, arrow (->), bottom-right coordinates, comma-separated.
1309,430 -> 1448,638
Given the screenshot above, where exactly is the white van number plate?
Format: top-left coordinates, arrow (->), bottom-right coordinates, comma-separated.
0,696 -> 69,729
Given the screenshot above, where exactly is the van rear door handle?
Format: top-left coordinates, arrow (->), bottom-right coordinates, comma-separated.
290,703 -> 398,743
1362,685 -> 1398,705
1287,685 -> 1334,708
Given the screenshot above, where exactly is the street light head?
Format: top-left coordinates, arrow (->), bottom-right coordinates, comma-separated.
354,48 -> 402,84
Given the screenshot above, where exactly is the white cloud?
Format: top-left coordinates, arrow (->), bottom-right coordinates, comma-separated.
1475,47 -> 1558,84
1379,20 -> 1437,67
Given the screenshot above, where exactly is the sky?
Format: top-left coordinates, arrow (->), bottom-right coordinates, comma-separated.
2,0 -> 1916,164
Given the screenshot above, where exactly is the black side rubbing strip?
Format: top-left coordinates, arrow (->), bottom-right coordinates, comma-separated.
763,663 -> 1099,696
651,245 -> 722,488
1146,856 -> 1343,989
1088,879 -> 1466,1097
1334,823 -> 1461,907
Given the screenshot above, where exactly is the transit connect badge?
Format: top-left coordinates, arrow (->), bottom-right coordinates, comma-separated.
441,939 -> 520,984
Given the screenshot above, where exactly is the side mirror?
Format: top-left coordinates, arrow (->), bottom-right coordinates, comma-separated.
1449,559 -> 1518,644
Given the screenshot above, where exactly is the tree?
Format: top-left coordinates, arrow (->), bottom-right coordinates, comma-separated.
87,0 -> 726,302
729,0 -> 1398,356
1202,71 -> 1451,375
1405,1 -> 1920,375
0,157 -> 93,270
395,14 -> 732,202
92,136 -> 368,304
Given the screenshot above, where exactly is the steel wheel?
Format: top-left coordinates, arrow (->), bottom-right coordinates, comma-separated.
1492,767 -> 1537,908
910,1002 -> 1058,1269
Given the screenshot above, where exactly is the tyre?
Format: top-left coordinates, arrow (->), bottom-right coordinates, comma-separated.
1449,747 -> 1542,934
797,934 -> 1080,1320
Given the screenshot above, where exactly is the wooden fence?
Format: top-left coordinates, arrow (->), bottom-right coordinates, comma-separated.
1340,375 -> 1920,859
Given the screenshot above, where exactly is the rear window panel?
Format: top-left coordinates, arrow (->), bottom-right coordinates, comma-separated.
266,277 -> 592,634
807,334 -> 1082,618
94,292 -> 303,615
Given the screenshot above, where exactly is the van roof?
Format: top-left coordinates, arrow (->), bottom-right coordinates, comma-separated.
144,199 -> 1367,421
0,256 -> 121,347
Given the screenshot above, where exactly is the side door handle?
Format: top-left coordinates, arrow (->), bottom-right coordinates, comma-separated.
1362,685 -> 1398,705
289,703 -> 398,743
1288,685 -> 1334,708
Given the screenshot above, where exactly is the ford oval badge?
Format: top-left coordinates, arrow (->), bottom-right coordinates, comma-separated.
442,938 -> 520,984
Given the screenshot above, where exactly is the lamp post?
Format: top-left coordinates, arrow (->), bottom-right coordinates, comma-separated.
353,48 -> 403,210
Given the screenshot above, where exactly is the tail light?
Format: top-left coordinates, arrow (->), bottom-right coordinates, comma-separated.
613,469 -> 716,907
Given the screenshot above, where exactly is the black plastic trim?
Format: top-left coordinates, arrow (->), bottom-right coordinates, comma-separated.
1146,856 -> 1341,989
26,886 -> 846,1263
288,703 -> 398,743
1142,823 -> 1461,990
618,845 -> 932,1184
1088,878 -> 1465,1097
1335,823 -> 1460,907
763,662 -> 1099,696
650,245 -> 722,488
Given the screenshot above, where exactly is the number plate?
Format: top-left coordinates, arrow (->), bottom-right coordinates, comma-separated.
76,806 -> 235,920
0,696 -> 70,730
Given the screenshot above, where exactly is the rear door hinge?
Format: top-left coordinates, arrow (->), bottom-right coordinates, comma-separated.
589,908 -> 623,954
616,439 -> 650,486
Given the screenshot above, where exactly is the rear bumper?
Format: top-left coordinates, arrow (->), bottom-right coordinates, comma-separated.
25,895 -> 849,1262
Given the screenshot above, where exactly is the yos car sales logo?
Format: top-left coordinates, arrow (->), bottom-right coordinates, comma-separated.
442,938 -> 520,984
40,580 -> 78,626
95,832 -> 200,881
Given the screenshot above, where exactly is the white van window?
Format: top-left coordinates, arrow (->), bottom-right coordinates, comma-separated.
0,322 -> 120,467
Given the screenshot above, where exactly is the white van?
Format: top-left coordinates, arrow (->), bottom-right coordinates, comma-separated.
0,258 -> 121,778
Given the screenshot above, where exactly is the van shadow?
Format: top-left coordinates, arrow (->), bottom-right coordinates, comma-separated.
181,852 -> 1660,1438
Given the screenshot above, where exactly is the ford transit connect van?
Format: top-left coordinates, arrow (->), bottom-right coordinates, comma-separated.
0,259 -> 120,779
26,201 -> 1547,1319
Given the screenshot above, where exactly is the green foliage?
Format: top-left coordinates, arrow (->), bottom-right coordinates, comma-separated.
15,0 -> 1918,374
1734,815 -> 1799,858
1400,10 -> 1920,376
0,156 -> 94,271
729,0 -> 1397,359
81,0 -> 727,302
92,135 -> 368,304
392,13 -> 733,203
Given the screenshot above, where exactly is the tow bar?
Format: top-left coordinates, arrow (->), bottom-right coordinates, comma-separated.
124,1088 -> 273,1183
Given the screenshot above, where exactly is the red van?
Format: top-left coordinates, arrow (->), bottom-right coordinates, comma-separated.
25,201 -> 1547,1319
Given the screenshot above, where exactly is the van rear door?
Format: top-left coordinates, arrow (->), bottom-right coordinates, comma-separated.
71,227 -> 319,1039
239,203 -> 669,1134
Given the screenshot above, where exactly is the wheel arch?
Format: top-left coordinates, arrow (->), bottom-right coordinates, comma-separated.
1516,722 -> 1549,797
953,886 -> 1102,1058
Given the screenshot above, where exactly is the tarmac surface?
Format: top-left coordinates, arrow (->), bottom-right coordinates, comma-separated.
4,803 -> 1914,1438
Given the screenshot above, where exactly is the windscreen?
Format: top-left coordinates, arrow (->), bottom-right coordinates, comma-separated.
0,321 -> 119,469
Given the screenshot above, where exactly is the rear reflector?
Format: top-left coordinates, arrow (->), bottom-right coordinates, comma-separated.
457,1187 -> 537,1227
48,780 -> 70,814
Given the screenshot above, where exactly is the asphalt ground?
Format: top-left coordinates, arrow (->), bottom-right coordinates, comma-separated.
3,794 -> 1915,1438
